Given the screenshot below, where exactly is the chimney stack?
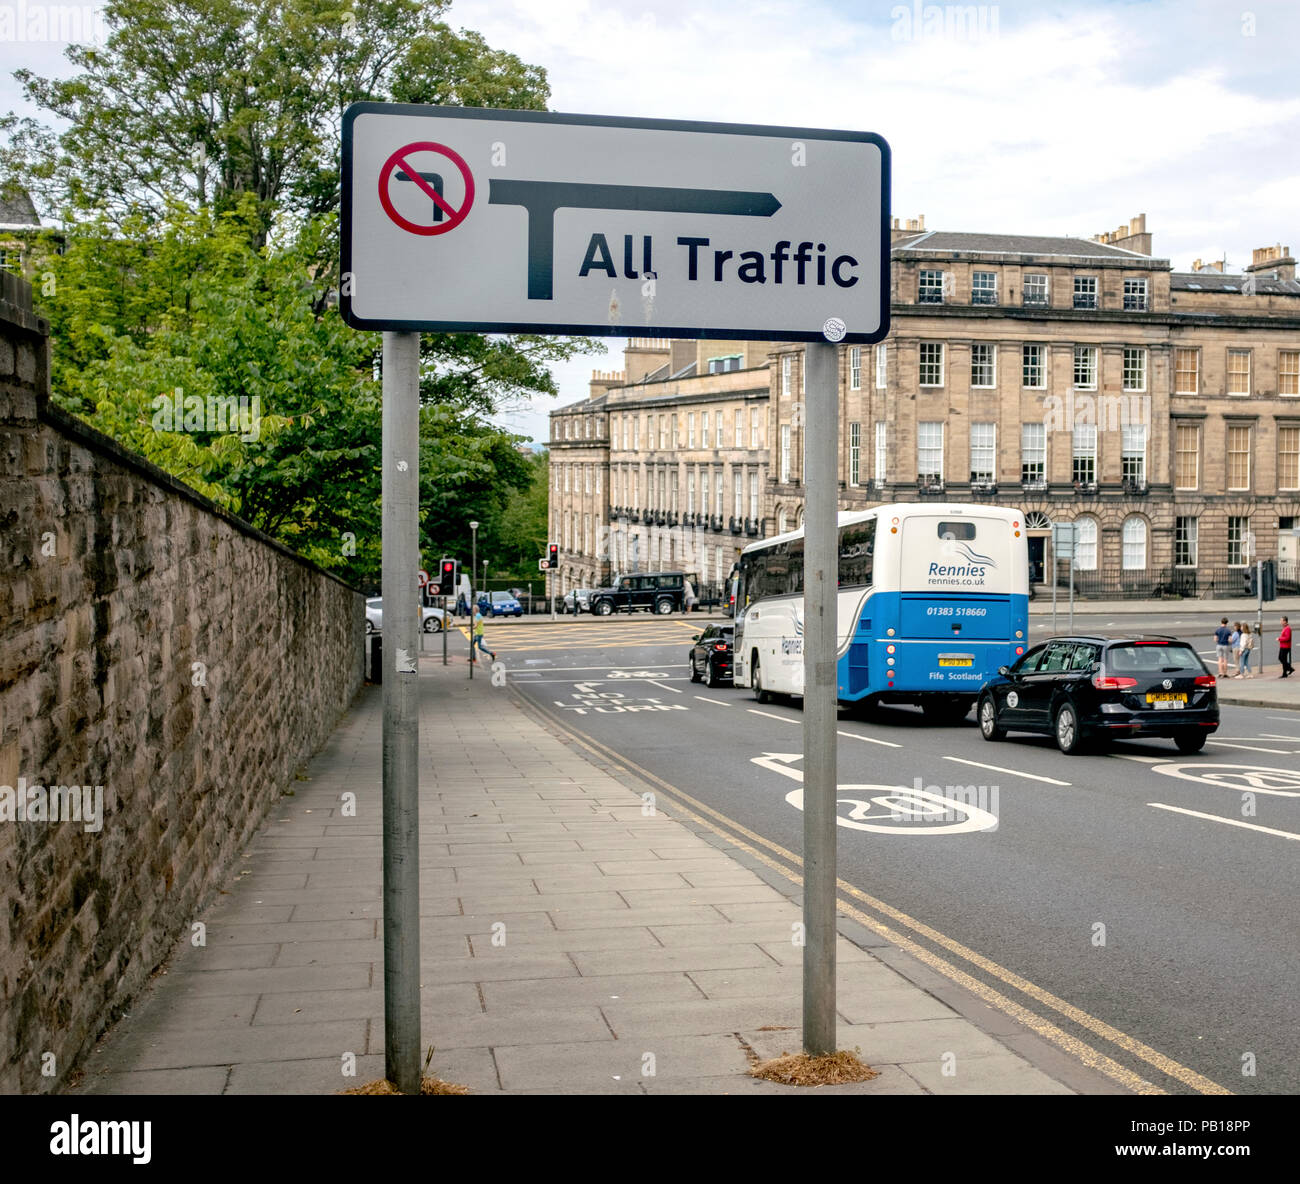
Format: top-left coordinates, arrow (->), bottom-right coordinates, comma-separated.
1093,213 -> 1152,255
1245,243 -> 1295,283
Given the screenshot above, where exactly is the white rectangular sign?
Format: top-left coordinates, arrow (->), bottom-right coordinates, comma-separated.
341,105 -> 890,344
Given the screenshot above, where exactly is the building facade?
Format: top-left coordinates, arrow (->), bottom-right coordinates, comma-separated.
549,216 -> 1300,598
548,338 -> 771,596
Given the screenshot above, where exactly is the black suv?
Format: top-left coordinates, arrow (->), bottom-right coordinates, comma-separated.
588,572 -> 687,615
977,636 -> 1219,755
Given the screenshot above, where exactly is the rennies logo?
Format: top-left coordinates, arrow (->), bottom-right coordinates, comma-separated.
930,538 -> 996,579
950,541 -> 996,568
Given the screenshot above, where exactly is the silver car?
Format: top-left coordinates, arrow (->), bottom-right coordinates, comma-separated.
365,597 -> 446,633
563,587 -> 595,614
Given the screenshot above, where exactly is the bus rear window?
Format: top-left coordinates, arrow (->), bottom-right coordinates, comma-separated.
937,521 -> 977,540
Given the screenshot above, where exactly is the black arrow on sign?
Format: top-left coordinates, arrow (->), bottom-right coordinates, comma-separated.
488,180 -> 782,300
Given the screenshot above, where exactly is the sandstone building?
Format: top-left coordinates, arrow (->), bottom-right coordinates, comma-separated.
552,215 -> 1300,598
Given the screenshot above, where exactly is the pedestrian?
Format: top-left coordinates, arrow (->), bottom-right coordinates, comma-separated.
1229,621 -> 1241,674
1237,623 -> 1254,678
456,590 -> 468,617
1280,616 -> 1293,679
683,578 -> 697,613
1214,617 -> 1232,678
471,609 -> 496,664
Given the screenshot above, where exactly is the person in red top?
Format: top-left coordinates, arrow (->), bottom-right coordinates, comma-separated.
1279,616 -> 1293,678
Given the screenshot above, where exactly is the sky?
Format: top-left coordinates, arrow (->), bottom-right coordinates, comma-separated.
3,0 -> 1298,445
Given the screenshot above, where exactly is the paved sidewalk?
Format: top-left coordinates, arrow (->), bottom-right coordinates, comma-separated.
71,656 -> 1118,1095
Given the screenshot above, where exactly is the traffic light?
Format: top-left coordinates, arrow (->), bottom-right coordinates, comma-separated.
1244,566 -> 1257,598
438,557 -> 459,596
1262,558 -> 1277,602
548,542 -> 558,569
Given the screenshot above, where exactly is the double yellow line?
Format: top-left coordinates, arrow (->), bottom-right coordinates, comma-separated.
517,691 -> 1232,1097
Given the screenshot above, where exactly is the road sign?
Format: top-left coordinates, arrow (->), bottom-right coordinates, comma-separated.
538,559 -> 550,571
417,569 -> 429,587
342,104 -> 890,344
1052,522 -> 1077,560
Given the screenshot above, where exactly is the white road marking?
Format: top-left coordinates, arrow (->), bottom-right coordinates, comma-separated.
748,709 -> 798,725
1206,739 -> 1292,755
645,679 -> 681,694
1112,754 -> 1169,763
1150,763 -> 1300,797
837,729 -> 902,749
1259,733 -> 1300,741
694,695 -> 732,707
1149,803 -> 1300,842
1269,715 -> 1300,721
942,756 -> 1070,786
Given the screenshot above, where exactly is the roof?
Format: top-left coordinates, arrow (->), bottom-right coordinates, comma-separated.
1171,271 -> 1300,296
0,188 -> 39,227
893,230 -> 1160,262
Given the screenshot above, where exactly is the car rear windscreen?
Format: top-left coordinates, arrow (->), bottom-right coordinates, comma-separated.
1107,643 -> 1203,674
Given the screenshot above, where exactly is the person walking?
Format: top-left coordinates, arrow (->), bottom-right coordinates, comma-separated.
471,609 -> 496,665
1237,623 -> 1254,678
1214,617 -> 1233,678
1229,621 -> 1242,675
1279,616 -> 1293,678
683,578 -> 697,614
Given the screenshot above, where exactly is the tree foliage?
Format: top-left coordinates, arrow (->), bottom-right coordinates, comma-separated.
5,0 -> 581,588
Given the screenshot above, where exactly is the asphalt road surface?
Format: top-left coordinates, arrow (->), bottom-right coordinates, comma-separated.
494,614 -> 1300,1096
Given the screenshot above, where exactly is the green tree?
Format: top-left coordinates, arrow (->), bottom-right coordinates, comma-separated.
5,0 -> 548,242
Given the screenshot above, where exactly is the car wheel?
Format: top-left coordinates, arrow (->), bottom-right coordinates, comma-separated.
423,616 -> 440,633
753,656 -> 771,704
1175,731 -> 1208,754
706,662 -> 720,689
655,597 -> 673,614
689,657 -> 702,683
978,694 -> 1005,741
366,620 -> 374,634
595,600 -> 613,616
1054,703 -> 1084,754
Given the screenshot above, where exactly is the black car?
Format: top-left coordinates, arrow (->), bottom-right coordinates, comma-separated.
689,625 -> 734,687
977,635 -> 1219,755
588,571 -> 687,615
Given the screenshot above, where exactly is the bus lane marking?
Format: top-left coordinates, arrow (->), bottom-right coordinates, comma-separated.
751,754 -> 1000,835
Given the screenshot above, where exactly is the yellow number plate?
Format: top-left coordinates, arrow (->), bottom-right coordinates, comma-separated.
1146,692 -> 1187,703
939,658 -> 973,667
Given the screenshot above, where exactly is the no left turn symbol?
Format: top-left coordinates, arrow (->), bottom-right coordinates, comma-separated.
378,141 -> 475,236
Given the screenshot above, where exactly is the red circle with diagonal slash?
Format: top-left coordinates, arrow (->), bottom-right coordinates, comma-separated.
378,141 -> 475,236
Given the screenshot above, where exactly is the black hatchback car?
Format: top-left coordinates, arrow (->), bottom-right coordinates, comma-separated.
688,624 -> 734,687
977,636 -> 1219,755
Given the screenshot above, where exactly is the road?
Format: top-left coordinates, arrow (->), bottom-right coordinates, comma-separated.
487,613 -> 1300,1095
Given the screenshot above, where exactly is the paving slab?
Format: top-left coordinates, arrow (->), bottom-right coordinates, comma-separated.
67,656 -> 1114,1098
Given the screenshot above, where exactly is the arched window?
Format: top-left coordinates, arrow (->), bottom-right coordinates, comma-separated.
1074,517 -> 1098,570
1122,516 -> 1147,570
777,509 -> 788,535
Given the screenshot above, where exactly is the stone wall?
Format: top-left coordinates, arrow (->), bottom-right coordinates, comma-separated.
0,271 -> 365,1092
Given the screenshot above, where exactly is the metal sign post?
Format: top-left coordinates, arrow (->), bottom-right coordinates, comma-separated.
380,330 -> 421,1094
343,101 -> 889,1081
802,339 -> 839,1055
1051,536 -> 1058,634
442,594 -> 448,666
